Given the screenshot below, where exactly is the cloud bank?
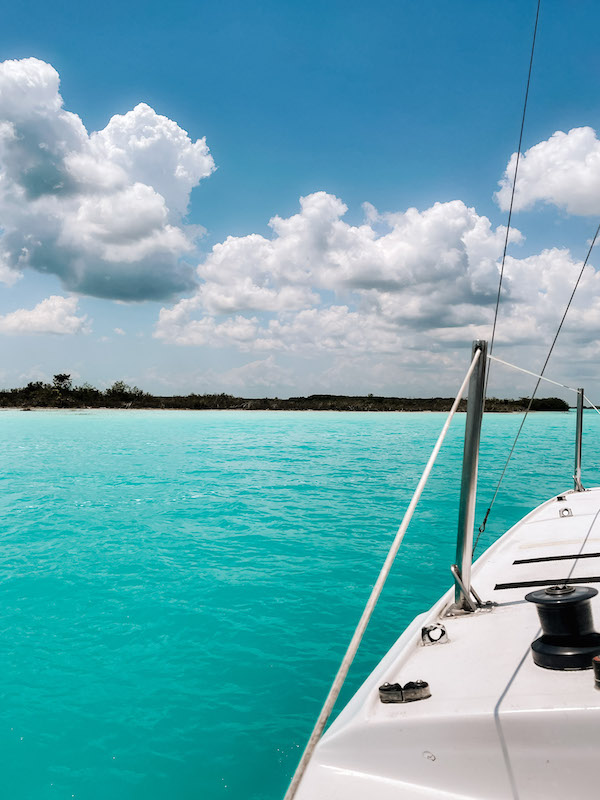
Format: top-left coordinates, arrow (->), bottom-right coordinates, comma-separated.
155,192 -> 524,352
153,187 -> 600,389
4,58 -> 600,395
0,57 -> 215,299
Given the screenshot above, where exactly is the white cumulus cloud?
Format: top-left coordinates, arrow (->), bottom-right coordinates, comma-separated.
155,192 -> 523,352
496,127 -> 600,215
0,57 -> 215,300
0,295 -> 89,335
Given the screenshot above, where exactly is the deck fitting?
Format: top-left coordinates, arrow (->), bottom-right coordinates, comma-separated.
421,624 -> 448,646
379,680 -> 431,704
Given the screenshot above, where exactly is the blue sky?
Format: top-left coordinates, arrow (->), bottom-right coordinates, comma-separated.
2,1 -> 600,398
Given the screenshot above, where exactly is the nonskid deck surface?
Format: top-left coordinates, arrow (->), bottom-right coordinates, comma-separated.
296,488 -> 600,800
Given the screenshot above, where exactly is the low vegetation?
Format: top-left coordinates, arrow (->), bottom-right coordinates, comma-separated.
0,376 -> 572,412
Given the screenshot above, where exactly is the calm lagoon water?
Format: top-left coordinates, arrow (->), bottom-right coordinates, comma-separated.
2,408 -> 600,799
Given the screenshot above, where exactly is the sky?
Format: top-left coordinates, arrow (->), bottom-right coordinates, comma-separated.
2,0 -> 600,399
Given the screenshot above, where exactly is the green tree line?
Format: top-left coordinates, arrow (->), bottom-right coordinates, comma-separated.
0,374 -> 572,412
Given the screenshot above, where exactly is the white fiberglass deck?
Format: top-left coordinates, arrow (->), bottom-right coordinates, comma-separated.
296,487 -> 600,800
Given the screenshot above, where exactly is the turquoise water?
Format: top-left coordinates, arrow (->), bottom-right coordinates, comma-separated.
2,409 -> 600,799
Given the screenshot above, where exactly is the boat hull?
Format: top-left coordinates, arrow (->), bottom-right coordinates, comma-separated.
295,488 -> 600,798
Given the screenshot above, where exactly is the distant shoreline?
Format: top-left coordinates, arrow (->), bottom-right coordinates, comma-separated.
0,381 -> 571,413
0,406 -> 576,413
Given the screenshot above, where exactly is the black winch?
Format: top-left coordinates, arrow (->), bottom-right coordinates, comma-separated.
525,584 -> 600,670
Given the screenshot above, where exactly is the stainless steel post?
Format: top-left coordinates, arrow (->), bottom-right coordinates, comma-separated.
575,387 -> 584,492
454,340 -> 487,609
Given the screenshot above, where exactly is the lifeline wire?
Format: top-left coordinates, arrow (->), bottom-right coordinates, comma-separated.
485,0 -> 541,392
283,349 -> 482,800
475,218 -> 600,556
584,395 -> 600,416
488,355 -> 579,394
565,505 -> 600,583
489,356 -> 600,418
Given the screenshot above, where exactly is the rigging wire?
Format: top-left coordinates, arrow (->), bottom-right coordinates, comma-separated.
485,0 -> 541,396
474,219 -> 600,555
